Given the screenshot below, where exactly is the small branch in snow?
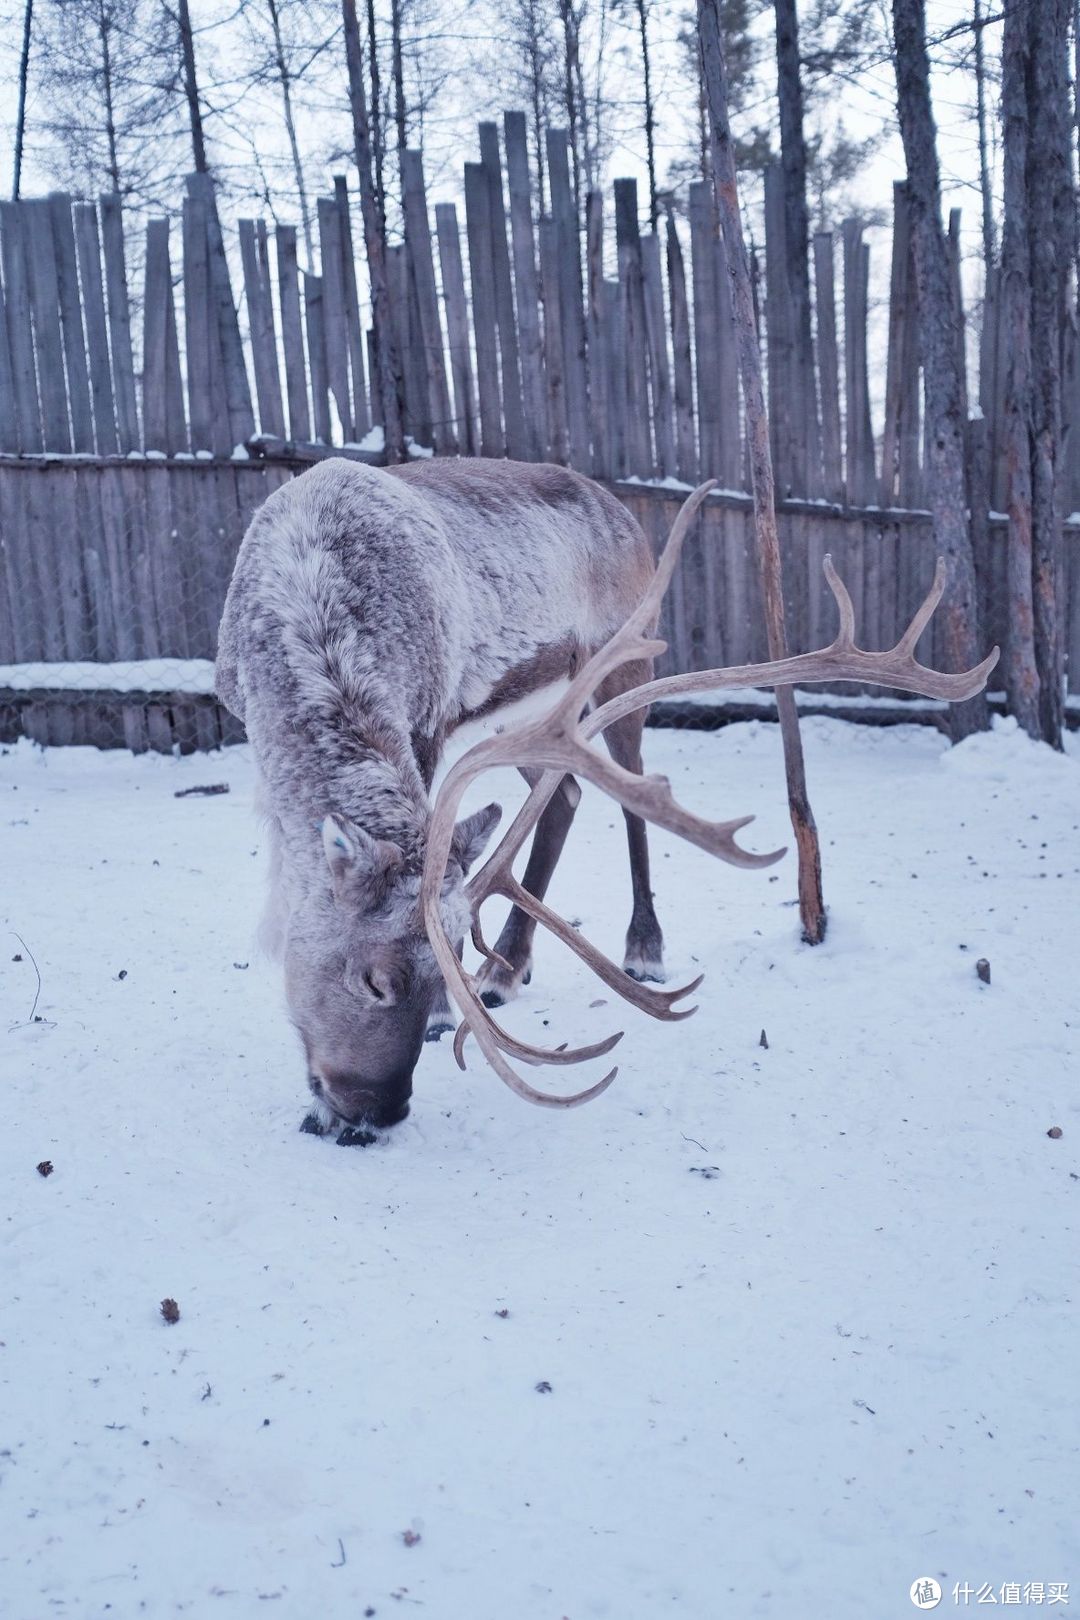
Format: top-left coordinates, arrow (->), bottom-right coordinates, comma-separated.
174,783 -> 230,799
8,933 -> 54,1032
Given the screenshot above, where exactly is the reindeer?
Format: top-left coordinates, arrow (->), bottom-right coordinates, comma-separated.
216,457 -> 996,1137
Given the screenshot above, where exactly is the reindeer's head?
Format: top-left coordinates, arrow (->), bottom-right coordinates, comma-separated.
285,803 -> 501,1132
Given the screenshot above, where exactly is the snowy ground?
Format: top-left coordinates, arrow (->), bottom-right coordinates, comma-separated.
2,717 -> 1078,1620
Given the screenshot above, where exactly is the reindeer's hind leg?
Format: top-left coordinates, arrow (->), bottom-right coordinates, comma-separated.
595,659 -> 665,983
472,768 -> 581,1009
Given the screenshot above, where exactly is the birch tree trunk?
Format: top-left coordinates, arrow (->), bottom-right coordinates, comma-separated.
698,0 -> 827,945
891,0 -> 988,741
342,0 -> 405,462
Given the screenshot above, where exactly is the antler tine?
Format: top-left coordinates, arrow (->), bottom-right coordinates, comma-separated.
822,553 -> 856,649
897,556 -> 946,656
502,877 -> 704,1020
545,479 -> 718,731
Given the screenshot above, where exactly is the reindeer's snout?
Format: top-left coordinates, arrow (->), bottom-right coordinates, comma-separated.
309,1070 -> 413,1130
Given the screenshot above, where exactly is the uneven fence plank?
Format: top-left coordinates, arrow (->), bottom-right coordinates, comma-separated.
537,216 -> 568,464
641,232 -> 676,481
49,194 -> 94,453
479,123 -> 527,460
401,150 -> 455,453
615,177 -> 651,478
547,130 -> 590,470
276,225 -> 310,442
73,203 -> 118,457
434,203 -> 477,456
463,162 -> 504,457
387,241 -> 431,444
143,219 -> 173,453
182,188 -> 218,453
0,270 -> 16,451
764,165 -> 795,494
304,272 -> 332,444
586,191 -> 611,479
504,111 -> 546,461
666,213 -> 697,483
190,174 -> 254,450
316,197 -> 353,442
24,199 -> 70,451
843,218 -> 876,505
239,218 -> 285,440
0,201 -> 42,451
100,193 -> 140,452
334,176 -> 369,440
813,231 -> 842,500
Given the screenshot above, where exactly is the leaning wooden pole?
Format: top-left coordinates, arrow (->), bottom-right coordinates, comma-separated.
697,0 -> 827,943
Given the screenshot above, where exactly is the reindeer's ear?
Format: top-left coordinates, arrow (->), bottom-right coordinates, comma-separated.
450,802 -> 502,874
321,815 -> 403,904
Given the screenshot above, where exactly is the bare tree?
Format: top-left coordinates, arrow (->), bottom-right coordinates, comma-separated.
972,0 -> 995,276
342,0 -> 404,459
13,0 -> 33,198
698,0 -> 829,945
1000,0 -> 1039,733
892,0 -> 988,740
635,0 -> 658,228
773,0 -> 822,491
1028,0 -> 1071,747
31,0 -> 184,206
173,0 -> 209,173
236,0 -> 338,268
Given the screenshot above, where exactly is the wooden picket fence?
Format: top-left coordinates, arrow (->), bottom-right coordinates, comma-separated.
0,115 -> 1078,749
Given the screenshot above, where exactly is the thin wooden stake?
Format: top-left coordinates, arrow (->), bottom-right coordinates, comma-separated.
698,0 -> 827,944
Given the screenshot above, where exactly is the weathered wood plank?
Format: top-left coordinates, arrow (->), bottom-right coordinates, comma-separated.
537,216 -> 568,464
813,231 -> 842,500
666,213 -> 697,483
316,197 -> 352,442
585,191 -> 610,478
182,188 -> 220,454
504,111 -> 546,460
434,203 -> 477,456
615,178 -> 651,478
334,176 -> 369,439
401,150 -> 455,453
188,173 -> 254,451
276,224 -> 310,443
239,218 -> 285,440
100,192 -> 140,452
641,232 -> 675,480
763,164 -> 794,495
23,199 -> 70,451
303,272 -> 332,444
479,123 -> 527,460
547,130 -> 590,470
49,194 -> 94,453
73,203 -> 118,457
463,162 -> 504,457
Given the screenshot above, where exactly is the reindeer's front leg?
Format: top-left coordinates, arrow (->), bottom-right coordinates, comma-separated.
473,769 -> 581,1008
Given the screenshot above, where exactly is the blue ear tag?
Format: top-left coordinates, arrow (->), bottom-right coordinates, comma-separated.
334,836 -> 347,851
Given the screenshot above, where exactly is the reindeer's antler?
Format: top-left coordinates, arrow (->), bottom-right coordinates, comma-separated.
419,482 -> 999,1108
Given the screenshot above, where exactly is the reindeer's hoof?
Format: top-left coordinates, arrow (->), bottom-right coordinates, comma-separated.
476,956 -> 532,1009
336,1125 -> 379,1147
623,955 -> 666,985
300,1110 -> 332,1136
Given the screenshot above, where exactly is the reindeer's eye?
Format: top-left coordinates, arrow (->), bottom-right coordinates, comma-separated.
362,969 -> 387,1003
